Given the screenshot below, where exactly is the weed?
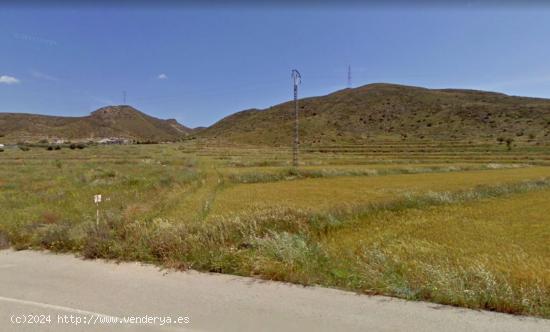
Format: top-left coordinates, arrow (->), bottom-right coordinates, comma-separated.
1,144 -> 549,317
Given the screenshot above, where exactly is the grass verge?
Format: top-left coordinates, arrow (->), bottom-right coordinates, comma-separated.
226,163 -> 529,184
2,178 -> 549,318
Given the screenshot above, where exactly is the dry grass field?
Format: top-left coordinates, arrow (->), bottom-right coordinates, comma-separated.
0,140 -> 549,317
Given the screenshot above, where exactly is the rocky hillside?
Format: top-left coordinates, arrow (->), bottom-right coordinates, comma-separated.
198,83 -> 550,145
0,105 -> 191,142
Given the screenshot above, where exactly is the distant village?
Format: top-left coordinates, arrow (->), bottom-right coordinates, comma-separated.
0,137 -> 134,149
49,137 -> 132,145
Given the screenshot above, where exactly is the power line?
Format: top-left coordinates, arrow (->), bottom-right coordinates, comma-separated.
291,69 -> 301,168
130,80 -> 287,103
115,72 -> 439,106
347,65 -> 352,88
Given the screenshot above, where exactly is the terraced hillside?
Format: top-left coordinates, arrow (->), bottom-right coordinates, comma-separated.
198,83 -> 550,146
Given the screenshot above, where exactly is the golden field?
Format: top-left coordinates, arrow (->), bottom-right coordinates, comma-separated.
0,141 -> 549,317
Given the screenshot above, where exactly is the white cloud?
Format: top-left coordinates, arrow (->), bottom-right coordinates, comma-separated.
0,75 -> 20,85
157,73 -> 168,80
30,70 -> 59,82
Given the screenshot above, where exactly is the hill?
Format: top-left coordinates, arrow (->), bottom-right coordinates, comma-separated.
198,83 -> 550,145
0,105 -> 191,142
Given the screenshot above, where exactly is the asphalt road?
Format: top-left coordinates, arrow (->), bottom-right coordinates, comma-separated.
0,250 -> 548,332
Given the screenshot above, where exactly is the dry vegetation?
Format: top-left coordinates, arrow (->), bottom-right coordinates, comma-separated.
198,83 -> 550,145
0,105 -> 191,143
0,140 -> 549,318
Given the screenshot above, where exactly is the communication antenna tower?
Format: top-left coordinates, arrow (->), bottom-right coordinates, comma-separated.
347,65 -> 352,88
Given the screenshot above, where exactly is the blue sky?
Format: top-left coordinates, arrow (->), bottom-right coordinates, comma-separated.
2,6 -> 550,127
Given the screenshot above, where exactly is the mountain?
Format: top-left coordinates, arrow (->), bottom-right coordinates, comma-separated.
4,84 -> 550,146
198,83 -> 550,145
0,105 -> 191,142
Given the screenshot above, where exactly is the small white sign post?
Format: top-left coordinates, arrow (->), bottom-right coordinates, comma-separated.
94,194 -> 102,226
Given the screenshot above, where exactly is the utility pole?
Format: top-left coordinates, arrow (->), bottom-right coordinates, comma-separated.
123,90 -> 127,104
347,65 -> 352,88
291,69 -> 301,167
